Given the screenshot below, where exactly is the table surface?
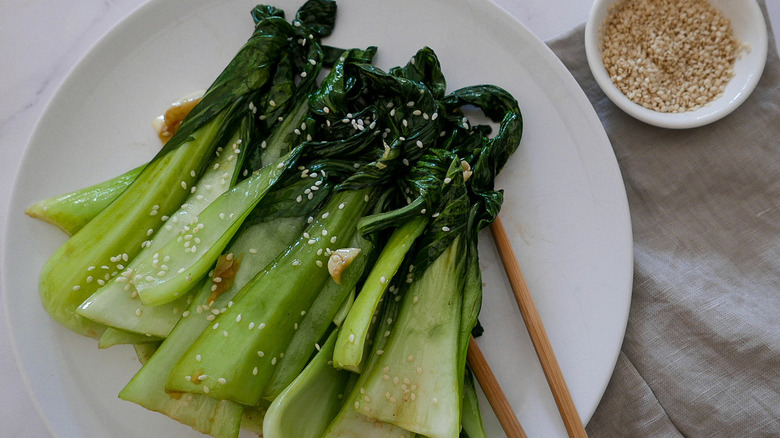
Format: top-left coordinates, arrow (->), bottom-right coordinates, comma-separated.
2,1 -> 778,436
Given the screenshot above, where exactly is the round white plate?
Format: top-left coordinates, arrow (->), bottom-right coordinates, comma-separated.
1,0 -> 633,436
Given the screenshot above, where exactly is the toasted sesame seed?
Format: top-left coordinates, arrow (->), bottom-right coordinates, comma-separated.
602,0 -> 741,112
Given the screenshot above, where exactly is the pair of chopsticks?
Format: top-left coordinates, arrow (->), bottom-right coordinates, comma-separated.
465,217 -> 588,438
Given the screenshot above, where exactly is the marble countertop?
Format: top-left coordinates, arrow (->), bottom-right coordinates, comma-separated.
2,1 -> 778,436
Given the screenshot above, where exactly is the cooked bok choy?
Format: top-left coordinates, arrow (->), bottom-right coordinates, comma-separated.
28,1 -> 525,437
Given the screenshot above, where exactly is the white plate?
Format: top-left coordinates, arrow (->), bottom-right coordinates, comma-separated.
1,0 -> 632,436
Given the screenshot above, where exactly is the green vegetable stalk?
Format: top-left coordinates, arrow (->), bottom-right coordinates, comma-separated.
35,0 -> 330,338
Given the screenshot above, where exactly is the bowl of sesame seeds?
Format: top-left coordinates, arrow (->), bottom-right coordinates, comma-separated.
585,0 -> 767,129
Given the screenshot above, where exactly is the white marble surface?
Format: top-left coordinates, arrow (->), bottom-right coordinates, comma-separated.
1,1 -> 777,436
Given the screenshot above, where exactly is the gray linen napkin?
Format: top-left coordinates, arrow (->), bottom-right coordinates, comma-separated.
547,2 -> 780,437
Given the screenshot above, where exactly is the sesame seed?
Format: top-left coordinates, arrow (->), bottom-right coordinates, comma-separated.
602,0 -> 741,112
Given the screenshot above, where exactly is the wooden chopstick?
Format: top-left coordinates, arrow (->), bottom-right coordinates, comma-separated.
467,335 -> 527,438
490,216 -> 588,438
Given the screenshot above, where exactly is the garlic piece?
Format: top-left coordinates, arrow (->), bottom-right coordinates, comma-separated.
328,248 -> 361,285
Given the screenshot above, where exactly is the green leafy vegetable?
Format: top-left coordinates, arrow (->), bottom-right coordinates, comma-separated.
27,2 -> 526,437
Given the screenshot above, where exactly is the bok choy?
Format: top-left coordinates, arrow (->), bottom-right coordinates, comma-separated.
27,1 -> 526,437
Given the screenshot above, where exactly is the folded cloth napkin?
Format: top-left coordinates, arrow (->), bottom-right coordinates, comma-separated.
547,2 -> 780,436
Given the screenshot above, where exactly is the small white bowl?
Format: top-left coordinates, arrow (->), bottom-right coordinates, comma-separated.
584,0 -> 768,129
